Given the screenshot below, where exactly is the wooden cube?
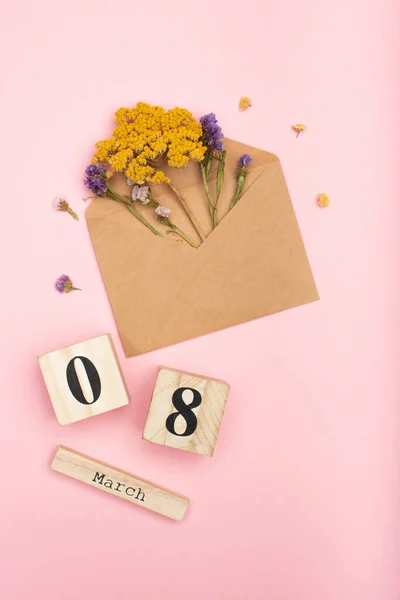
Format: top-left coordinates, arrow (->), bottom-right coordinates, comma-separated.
39,334 -> 130,425
143,367 -> 230,457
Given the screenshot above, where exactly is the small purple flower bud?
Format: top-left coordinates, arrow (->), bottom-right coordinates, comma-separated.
237,154 -> 252,168
55,274 -> 81,293
84,165 -> 108,196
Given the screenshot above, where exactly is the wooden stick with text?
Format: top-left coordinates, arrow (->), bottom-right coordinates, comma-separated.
52,446 -> 189,521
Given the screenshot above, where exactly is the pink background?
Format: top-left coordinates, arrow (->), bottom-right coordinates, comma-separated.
1,1 -> 398,598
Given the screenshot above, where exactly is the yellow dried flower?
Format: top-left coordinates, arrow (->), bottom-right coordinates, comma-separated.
151,170 -> 169,184
91,102 -> 206,185
317,193 -> 330,207
292,124 -> 306,137
239,97 -> 252,111
108,148 -> 133,172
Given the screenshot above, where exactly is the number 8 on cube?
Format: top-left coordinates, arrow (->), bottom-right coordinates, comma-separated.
143,367 -> 230,457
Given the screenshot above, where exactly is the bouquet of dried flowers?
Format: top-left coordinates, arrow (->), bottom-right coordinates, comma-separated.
85,102 -> 252,247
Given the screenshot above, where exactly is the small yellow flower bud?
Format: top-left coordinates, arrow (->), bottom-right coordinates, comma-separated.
292,124 -> 306,137
317,193 -> 330,208
239,97 -> 252,111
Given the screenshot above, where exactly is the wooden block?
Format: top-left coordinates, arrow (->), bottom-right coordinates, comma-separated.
39,334 -> 130,425
143,367 -> 230,457
52,446 -> 189,521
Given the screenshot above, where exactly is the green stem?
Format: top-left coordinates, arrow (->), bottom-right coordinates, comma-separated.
65,284 -> 81,292
168,223 -> 198,248
215,150 -> 226,203
125,203 -> 163,236
67,207 -> 79,220
200,162 -> 214,216
212,207 -> 218,228
230,176 -> 246,209
147,192 -> 198,248
106,186 -> 163,237
204,153 -> 213,179
213,152 -> 226,228
168,182 -> 205,242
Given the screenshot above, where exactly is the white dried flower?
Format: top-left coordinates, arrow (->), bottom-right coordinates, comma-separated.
52,196 -> 78,220
126,178 -> 135,185
131,185 -> 150,204
53,196 -> 66,211
155,205 -> 171,218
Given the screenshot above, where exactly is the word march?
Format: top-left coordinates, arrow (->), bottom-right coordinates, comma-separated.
52,447 -> 188,520
92,472 -> 145,502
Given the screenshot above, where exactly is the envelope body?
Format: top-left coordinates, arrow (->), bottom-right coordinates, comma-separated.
85,139 -> 318,357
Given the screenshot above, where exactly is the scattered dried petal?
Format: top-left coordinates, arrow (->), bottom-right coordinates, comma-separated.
239,97 -> 252,111
292,124 -> 306,137
53,196 -> 65,211
53,197 -> 78,220
317,193 -> 330,208
55,274 -> 81,293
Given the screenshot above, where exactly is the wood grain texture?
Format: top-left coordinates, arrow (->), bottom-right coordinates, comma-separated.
143,367 -> 230,457
39,334 -> 130,425
52,446 -> 189,521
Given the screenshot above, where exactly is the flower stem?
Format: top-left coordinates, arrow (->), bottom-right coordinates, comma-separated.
147,191 -> 198,248
168,182 -> 206,242
230,176 -> 246,209
201,161 -> 219,229
215,150 -> 226,203
125,203 -> 163,236
107,186 -> 163,237
212,207 -> 218,228
213,151 -> 226,228
67,207 -> 79,220
200,163 -> 214,216
168,223 -> 198,248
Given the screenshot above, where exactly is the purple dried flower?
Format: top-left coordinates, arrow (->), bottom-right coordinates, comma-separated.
200,113 -> 224,152
55,274 -> 69,292
230,155 -> 253,210
237,154 -> 252,168
85,164 -> 106,177
236,154 -> 252,179
55,274 -> 81,293
84,164 -> 108,196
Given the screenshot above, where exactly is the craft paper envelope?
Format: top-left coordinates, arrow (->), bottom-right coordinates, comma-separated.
85,138 -> 319,357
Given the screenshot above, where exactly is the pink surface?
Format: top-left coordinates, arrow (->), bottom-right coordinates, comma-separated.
1,1 -> 398,598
